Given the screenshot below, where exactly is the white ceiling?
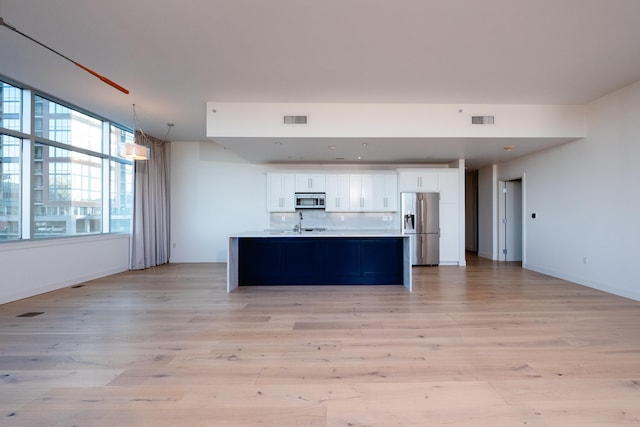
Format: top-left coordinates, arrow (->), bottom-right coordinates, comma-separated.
2,0 -> 640,168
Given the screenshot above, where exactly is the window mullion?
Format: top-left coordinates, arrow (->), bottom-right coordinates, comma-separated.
21,89 -> 33,239
102,122 -> 110,233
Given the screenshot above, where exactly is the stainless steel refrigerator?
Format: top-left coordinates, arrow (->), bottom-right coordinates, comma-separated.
401,192 -> 440,266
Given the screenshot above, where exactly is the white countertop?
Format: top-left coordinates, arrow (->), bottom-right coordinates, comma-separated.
231,229 -> 407,238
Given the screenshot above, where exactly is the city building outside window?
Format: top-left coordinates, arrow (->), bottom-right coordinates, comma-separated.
0,77 -> 134,241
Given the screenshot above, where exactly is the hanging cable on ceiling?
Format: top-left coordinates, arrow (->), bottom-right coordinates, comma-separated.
0,16 -> 129,94
163,123 -> 174,141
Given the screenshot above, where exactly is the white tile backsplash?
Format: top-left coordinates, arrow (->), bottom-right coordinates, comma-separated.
270,210 -> 398,231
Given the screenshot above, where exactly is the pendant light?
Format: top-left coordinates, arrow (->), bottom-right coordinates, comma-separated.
118,104 -> 149,160
117,140 -> 149,160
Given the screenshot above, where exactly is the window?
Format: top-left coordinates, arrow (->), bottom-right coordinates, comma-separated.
110,126 -> 134,232
0,77 -> 135,241
110,160 -> 133,233
34,95 -> 103,152
0,134 -> 21,240
0,81 -> 22,132
34,143 -> 103,237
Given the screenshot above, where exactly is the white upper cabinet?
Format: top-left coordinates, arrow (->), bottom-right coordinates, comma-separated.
269,171 -> 400,213
267,174 -> 295,212
325,175 -> 351,211
398,171 -> 439,192
327,173 -> 397,212
349,174 -> 374,211
295,174 -> 326,192
371,174 -> 398,212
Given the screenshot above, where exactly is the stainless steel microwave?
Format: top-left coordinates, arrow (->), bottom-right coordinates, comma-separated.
295,193 -> 326,209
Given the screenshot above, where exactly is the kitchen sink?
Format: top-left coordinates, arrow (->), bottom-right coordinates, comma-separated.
270,228 -> 328,235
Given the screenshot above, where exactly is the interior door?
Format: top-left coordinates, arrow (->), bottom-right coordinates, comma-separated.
498,179 -> 523,262
505,180 -> 522,262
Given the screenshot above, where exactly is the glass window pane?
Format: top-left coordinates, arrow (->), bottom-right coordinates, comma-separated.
33,143 -> 103,238
0,81 -> 22,132
34,96 -> 103,152
110,160 -> 133,233
0,134 -> 22,240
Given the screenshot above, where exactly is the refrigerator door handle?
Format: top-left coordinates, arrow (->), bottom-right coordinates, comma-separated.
417,198 -> 424,233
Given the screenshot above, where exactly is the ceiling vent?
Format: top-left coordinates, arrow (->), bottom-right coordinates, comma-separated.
471,115 -> 495,125
283,115 -> 308,125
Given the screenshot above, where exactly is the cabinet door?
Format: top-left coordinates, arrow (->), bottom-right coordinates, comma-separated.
372,174 -> 398,212
267,174 -> 295,212
349,174 -> 374,211
295,174 -> 326,192
349,174 -> 363,211
325,175 -> 351,211
384,175 -> 398,211
360,174 -> 374,211
398,171 -> 438,192
238,238 -> 283,284
439,203 -> 459,264
438,170 -> 459,204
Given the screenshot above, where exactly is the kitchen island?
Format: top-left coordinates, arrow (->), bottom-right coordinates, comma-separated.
227,230 -> 411,292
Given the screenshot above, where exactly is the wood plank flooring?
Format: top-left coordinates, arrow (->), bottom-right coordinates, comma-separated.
1,255 -> 640,426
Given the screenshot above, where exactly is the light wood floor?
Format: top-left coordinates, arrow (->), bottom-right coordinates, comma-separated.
1,255 -> 640,426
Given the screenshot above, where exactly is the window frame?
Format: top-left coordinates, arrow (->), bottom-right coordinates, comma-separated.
0,74 -> 135,243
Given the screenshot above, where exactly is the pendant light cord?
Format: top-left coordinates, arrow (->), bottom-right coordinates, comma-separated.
0,16 -> 129,94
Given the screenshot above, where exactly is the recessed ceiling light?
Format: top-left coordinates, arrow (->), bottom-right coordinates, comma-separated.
504,145 -> 513,151
357,156 -> 362,160
328,145 -> 336,150
361,143 -> 368,147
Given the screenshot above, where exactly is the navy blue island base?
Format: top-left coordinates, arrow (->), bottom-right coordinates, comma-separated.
227,231 -> 412,292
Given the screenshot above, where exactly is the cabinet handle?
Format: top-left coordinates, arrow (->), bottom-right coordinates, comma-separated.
308,178 -> 312,189
336,198 -> 340,208
360,197 -> 364,208
384,197 -> 388,208
418,176 -> 422,187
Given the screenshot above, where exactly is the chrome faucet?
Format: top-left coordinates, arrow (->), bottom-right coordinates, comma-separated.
293,211 -> 303,233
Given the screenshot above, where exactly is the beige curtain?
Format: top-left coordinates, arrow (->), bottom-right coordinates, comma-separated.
130,131 -> 170,270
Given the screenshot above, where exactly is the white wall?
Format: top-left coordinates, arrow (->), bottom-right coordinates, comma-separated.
207,102 -> 585,138
169,141 -> 270,262
0,234 -> 129,304
479,80 -> 640,301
